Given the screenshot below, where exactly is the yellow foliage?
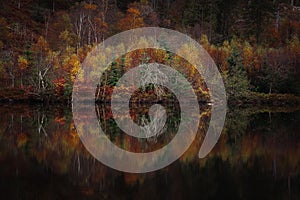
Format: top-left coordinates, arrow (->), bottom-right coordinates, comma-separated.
59,30 -> 76,47
199,34 -> 209,47
32,36 -> 49,53
242,42 -> 254,69
17,56 -> 28,70
69,54 -> 81,82
62,53 -> 81,82
288,35 -> 300,55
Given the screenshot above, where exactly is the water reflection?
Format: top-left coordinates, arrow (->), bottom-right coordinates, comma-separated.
96,102 -> 183,153
0,103 -> 300,199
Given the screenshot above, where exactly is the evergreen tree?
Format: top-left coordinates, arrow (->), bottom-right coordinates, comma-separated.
223,47 -> 251,101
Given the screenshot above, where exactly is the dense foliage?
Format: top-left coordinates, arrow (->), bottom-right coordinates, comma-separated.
0,0 -> 300,102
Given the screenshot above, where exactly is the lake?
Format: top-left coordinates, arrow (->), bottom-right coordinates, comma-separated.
0,103 -> 300,199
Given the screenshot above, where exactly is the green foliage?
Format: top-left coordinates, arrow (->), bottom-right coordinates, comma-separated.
63,80 -> 73,99
107,61 -> 121,86
223,48 -> 251,101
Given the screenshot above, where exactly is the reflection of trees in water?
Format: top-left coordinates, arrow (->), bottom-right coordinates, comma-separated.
0,105 -> 300,198
209,108 -> 300,181
95,102 -> 181,152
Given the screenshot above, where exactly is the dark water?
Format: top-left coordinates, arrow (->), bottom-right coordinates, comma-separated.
0,103 -> 300,200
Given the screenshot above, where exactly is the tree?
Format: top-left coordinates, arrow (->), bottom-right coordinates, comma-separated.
259,48 -> 294,94
223,47 -> 251,101
31,36 -> 57,93
63,53 -> 81,83
183,0 -> 220,41
128,2 -> 159,26
0,50 -> 16,88
59,30 -> 77,48
0,17 -> 10,47
17,55 -> 29,87
118,5 -> 144,31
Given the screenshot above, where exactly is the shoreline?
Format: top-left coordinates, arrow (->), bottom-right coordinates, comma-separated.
1,88 -> 300,107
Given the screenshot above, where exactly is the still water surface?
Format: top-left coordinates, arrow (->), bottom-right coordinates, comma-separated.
0,103 -> 300,199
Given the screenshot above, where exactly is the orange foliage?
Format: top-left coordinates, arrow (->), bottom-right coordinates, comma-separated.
17,132 -> 28,147
54,116 -> 66,125
83,3 -> 97,10
118,7 -> 144,31
53,77 -> 66,96
124,174 -> 145,186
17,56 -> 28,71
31,36 -> 49,54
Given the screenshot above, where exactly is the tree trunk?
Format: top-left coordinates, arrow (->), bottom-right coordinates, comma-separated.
101,72 -> 108,101
38,70 -> 42,91
20,72 -> 23,87
9,72 -> 15,88
275,8 -> 279,31
45,13 -> 50,39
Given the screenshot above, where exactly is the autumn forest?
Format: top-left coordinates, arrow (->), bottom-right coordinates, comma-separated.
1,1 -> 300,199
0,0 -> 300,104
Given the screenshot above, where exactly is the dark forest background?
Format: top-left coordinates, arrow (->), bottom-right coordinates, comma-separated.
0,0 -> 300,102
